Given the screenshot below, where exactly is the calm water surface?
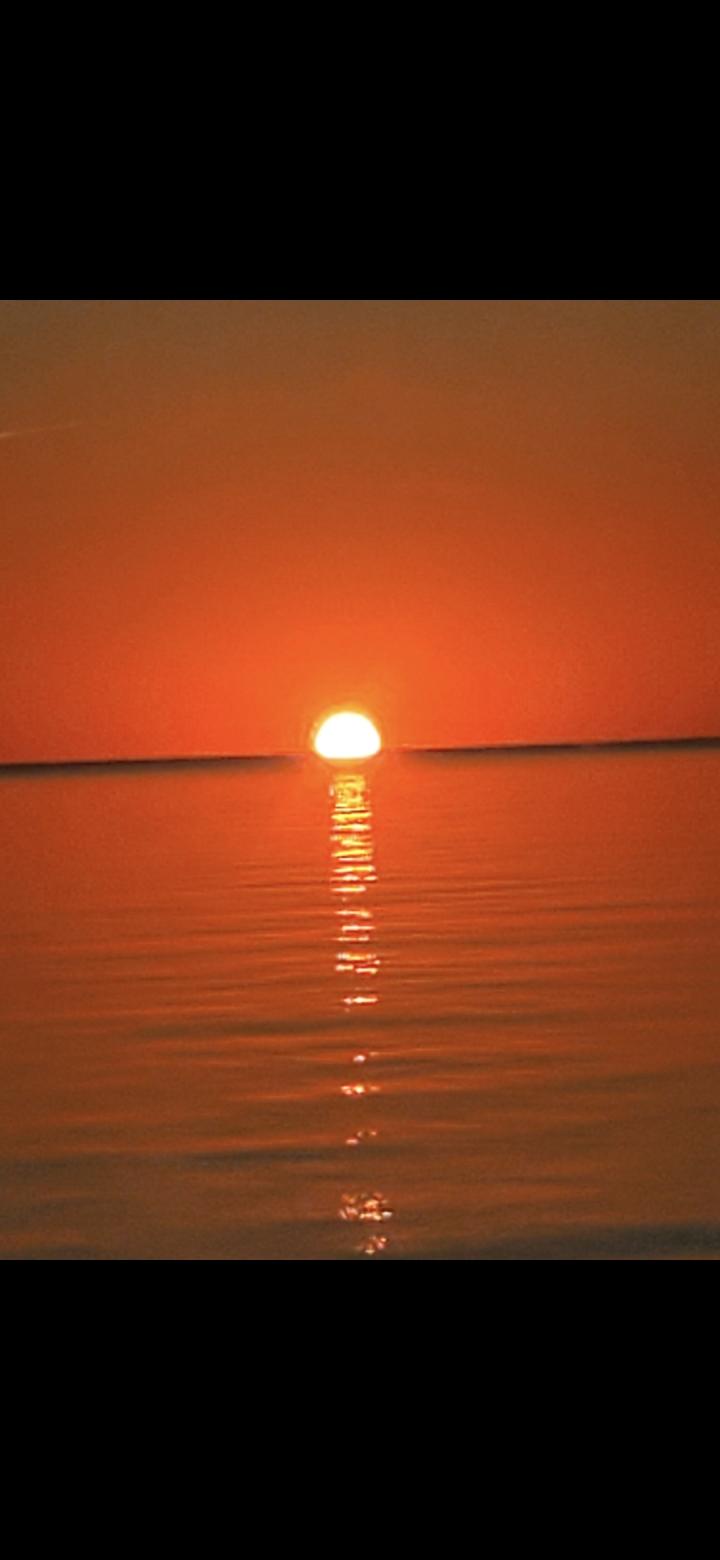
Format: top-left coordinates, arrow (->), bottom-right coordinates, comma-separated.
2,748 -> 719,1259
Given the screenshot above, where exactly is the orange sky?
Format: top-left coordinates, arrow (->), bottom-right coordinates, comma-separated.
2,299 -> 719,762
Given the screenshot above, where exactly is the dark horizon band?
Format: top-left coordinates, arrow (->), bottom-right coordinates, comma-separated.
2,733 -> 720,776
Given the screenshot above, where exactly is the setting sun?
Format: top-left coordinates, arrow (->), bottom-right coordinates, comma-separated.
313,711 -> 382,761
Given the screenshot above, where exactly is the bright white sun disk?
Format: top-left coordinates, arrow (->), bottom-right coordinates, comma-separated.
313,712 -> 381,761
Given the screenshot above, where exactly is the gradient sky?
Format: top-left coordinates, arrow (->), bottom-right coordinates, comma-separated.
2,298 -> 719,762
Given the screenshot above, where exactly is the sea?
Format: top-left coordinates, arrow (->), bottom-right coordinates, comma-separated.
1,744 -> 719,1260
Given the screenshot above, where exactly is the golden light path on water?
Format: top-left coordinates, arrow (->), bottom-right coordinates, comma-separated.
330,771 -> 393,1255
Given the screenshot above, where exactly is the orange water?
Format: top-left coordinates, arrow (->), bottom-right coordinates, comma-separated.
1,748 -> 719,1259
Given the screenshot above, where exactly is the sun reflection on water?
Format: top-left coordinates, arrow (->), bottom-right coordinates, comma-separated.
330,771 -> 393,1256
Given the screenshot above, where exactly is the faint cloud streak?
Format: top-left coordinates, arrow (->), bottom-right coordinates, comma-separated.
0,419 -> 83,442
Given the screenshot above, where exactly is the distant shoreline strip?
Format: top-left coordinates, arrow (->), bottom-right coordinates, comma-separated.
0,753 -> 301,776
1,735 -> 719,775
408,736 -> 720,759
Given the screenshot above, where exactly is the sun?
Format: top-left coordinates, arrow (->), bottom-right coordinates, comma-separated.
312,711 -> 382,761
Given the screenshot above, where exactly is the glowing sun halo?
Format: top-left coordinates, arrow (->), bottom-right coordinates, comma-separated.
313,712 -> 382,761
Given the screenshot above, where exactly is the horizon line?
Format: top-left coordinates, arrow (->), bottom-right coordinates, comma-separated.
2,733 -> 720,774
